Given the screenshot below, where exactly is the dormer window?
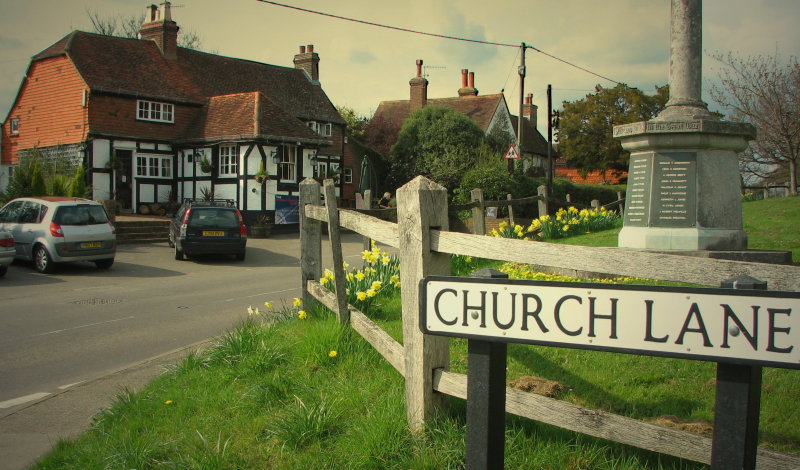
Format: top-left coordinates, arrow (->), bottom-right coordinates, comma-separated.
9,117 -> 19,135
137,100 -> 174,123
307,121 -> 332,137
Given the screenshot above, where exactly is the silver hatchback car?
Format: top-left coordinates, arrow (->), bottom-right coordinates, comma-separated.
0,197 -> 117,273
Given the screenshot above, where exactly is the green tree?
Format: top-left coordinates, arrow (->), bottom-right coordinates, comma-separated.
68,166 -> 89,198
709,52 -> 799,194
335,105 -> 369,139
558,84 -> 668,176
387,105 -> 488,191
30,160 -> 46,196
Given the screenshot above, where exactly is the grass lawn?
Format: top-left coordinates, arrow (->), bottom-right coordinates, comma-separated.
31,196 -> 799,469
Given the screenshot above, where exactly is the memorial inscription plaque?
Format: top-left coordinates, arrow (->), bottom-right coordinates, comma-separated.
623,152 -> 697,228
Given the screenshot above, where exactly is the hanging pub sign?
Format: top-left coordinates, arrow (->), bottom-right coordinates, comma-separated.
420,276 -> 800,369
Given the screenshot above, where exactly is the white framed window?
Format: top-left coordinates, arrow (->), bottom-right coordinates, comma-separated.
313,161 -> 328,179
218,144 -> 238,176
343,167 -> 353,184
136,155 -> 172,178
278,146 -> 296,181
321,123 -> 332,137
9,118 -> 19,135
137,100 -> 175,123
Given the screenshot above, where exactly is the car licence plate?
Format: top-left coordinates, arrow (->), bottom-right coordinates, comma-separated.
202,231 -> 225,237
81,241 -> 102,249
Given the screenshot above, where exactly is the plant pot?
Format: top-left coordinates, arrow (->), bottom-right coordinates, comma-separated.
255,175 -> 268,185
250,225 -> 272,238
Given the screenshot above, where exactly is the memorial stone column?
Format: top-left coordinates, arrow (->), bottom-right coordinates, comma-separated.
614,0 -> 755,250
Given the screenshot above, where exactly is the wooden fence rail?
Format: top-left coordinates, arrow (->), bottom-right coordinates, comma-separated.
300,176 -> 800,469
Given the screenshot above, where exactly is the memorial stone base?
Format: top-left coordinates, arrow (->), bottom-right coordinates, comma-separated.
613,118 -> 756,251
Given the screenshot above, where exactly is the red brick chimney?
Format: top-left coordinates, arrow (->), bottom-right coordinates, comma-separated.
294,44 -> 320,82
409,59 -> 428,113
458,69 -> 478,97
523,93 -> 538,129
139,1 -> 179,60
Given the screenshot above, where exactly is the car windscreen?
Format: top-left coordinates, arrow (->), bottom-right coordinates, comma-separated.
53,205 -> 110,226
188,209 -> 239,228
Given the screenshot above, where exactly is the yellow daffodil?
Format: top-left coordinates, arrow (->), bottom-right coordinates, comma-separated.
328,350 -> 338,358
357,291 -> 367,301
293,298 -> 302,307
355,271 -> 365,281
371,280 -> 382,290
264,301 -> 272,309
346,272 -> 354,282
320,277 -> 329,285
366,289 -> 377,298
298,310 -> 307,319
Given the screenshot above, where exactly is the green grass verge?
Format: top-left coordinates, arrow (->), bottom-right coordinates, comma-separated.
31,196 -> 799,469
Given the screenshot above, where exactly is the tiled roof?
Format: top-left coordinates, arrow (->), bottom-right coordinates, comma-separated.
182,92 -> 327,145
363,93 -> 551,158
509,115 -> 553,157
35,31 -> 343,142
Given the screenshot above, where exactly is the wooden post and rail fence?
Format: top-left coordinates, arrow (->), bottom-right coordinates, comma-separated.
299,176 -> 800,469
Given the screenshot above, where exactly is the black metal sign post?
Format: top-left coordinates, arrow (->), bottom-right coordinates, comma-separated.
466,340 -> 507,470
419,273 -> 800,470
466,268 -> 509,470
711,275 -> 767,470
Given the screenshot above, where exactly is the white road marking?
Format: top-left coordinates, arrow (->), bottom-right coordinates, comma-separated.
57,381 -> 83,390
0,392 -> 50,409
30,316 -> 136,338
226,287 -> 299,302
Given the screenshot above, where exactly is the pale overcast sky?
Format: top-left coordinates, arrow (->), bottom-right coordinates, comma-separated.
1,0 -> 799,123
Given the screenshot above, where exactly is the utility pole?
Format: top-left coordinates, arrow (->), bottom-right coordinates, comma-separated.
547,84 -> 553,196
513,42 -> 526,175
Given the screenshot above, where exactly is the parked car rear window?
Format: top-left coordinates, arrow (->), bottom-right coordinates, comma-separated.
53,205 -> 110,226
188,209 -> 239,228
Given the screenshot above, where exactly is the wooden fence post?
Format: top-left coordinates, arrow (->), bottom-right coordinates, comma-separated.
362,189 -> 373,252
397,176 -> 451,432
617,191 -> 625,217
323,179 -> 350,323
299,178 -> 322,305
471,188 -> 485,236
537,185 -> 548,217
507,193 -> 515,226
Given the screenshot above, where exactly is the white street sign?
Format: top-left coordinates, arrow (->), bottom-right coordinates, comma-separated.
420,277 -> 800,369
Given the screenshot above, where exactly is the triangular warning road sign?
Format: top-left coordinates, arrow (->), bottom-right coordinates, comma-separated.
504,144 -> 520,160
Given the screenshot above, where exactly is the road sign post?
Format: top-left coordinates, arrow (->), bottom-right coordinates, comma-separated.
466,269 -> 509,470
419,274 -> 800,469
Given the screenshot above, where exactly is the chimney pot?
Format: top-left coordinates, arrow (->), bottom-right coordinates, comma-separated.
461,69 -> 468,88
299,45 -> 306,53
307,44 -> 314,53
468,72 -> 475,89
526,93 -> 533,104
416,59 -> 423,78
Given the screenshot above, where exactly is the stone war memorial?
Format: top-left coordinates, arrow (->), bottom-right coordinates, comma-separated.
613,0 -> 756,252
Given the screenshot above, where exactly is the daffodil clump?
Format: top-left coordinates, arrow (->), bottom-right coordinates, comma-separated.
247,297 -> 306,321
321,240 -> 400,313
486,207 -> 619,242
499,262 -> 646,284
531,206 -> 619,240
488,221 -> 533,240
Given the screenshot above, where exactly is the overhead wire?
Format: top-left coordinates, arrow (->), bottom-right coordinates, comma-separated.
255,0 -> 623,86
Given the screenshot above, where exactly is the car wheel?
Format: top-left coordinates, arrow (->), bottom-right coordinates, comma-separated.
34,244 -> 56,274
95,258 -> 114,269
174,243 -> 184,260
0,265 -> 7,277
235,251 -> 246,261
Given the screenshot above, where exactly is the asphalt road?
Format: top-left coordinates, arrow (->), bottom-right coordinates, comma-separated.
0,232 -> 366,409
